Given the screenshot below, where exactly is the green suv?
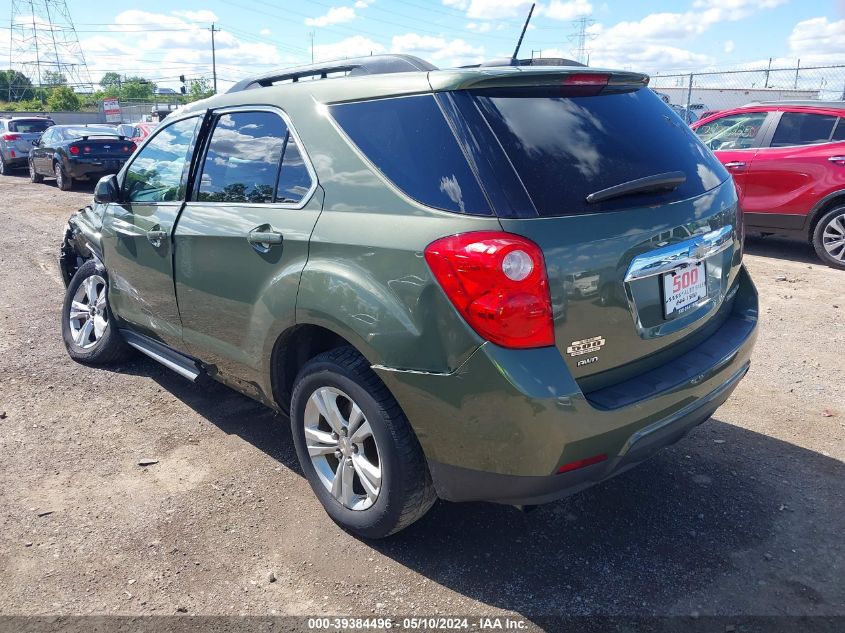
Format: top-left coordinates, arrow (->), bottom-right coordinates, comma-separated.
59,55 -> 758,538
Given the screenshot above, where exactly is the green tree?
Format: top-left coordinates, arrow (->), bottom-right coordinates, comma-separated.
120,76 -> 156,100
0,69 -> 35,101
47,86 -> 80,111
100,71 -> 122,90
187,77 -> 214,101
42,70 -> 67,86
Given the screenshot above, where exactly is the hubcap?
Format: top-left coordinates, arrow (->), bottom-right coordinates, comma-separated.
68,275 -> 108,349
304,386 -> 382,511
55,164 -> 62,186
822,212 -> 845,262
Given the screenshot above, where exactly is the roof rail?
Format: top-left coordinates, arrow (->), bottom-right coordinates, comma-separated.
460,57 -> 586,69
227,54 -> 438,93
742,100 -> 845,109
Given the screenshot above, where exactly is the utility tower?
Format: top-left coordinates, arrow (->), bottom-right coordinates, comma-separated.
8,0 -> 93,101
568,17 -> 597,66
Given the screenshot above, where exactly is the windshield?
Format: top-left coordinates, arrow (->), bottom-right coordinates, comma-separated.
473,88 -> 728,216
9,119 -> 53,133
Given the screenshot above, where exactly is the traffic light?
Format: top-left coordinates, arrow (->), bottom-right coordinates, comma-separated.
179,75 -> 187,95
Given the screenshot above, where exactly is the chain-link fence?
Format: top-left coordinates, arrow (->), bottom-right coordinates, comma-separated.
649,64 -> 845,123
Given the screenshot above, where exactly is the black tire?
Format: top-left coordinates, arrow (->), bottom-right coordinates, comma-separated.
0,154 -> 7,176
812,205 -> 845,271
54,160 -> 72,191
290,346 -> 436,539
61,259 -> 132,365
29,159 -> 43,183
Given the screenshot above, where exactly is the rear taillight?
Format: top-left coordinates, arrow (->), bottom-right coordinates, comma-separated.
122,144 -> 133,152
424,231 -> 554,349
69,145 -> 80,155
562,73 -> 609,96
83,146 -> 91,153
2,133 -> 21,141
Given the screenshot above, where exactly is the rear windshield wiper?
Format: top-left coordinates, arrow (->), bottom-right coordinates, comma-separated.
585,171 -> 686,205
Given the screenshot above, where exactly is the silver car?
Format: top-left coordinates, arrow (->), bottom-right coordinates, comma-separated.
0,116 -> 55,175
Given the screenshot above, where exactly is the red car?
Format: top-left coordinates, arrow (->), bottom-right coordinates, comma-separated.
692,102 -> 845,269
116,122 -> 158,146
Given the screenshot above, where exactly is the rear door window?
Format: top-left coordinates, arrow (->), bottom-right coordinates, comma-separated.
833,118 -> 845,142
330,95 -> 492,215
770,112 -> 838,147
275,133 -> 312,204
474,88 -> 728,217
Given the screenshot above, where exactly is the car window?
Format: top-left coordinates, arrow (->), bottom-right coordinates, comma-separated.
9,119 -> 53,133
276,133 -> 312,204
476,89 -> 728,217
330,95 -> 492,215
694,111 -> 769,151
770,112 -> 837,147
123,116 -> 201,203
197,111 -> 287,204
833,118 -> 845,142
40,129 -> 55,145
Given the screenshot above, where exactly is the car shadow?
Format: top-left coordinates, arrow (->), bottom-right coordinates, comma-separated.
744,234 -> 819,266
106,355 -> 844,618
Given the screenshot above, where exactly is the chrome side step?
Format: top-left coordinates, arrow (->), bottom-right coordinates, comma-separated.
119,330 -> 204,382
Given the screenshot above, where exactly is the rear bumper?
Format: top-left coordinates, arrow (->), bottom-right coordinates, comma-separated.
375,266 -> 758,504
66,158 -> 127,180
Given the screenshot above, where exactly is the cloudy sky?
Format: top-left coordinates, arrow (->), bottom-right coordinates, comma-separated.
4,0 -> 845,91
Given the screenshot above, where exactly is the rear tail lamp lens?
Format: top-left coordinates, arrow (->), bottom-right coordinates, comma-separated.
557,453 -> 608,474
561,73 -> 609,96
424,231 -> 554,349
2,133 -> 21,141
83,146 -> 91,153
69,145 -> 80,155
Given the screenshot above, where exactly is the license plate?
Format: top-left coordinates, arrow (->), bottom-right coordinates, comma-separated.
662,261 -> 707,318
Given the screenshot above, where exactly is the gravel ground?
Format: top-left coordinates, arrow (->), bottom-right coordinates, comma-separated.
0,173 -> 843,627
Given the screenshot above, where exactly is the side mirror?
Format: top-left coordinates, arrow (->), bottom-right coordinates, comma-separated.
31,138 -> 39,146
94,174 -> 120,205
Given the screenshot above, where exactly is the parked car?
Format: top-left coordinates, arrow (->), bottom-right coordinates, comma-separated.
0,116 -> 54,175
697,109 -> 721,121
671,104 -> 699,124
116,122 -> 158,145
59,56 -> 758,538
29,124 -> 136,191
692,101 -> 845,269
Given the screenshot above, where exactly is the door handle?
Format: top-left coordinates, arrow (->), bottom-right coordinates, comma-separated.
247,227 -> 283,252
724,161 -> 746,169
147,228 -> 167,246
828,156 -> 845,165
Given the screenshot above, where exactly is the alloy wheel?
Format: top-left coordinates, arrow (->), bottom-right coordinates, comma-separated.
303,386 -> 382,511
822,212 -> 845,262
68,275 -> 109,349
54,163 -> 63,188
29,161 -> 36,180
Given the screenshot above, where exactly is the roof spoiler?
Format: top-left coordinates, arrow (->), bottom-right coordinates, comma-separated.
460,57 -> 587,69
429,68 -> 649,94
227,54 -> 438,93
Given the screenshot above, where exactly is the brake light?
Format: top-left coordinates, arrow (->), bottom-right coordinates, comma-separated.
69,145 -> 80,155
557,453 -> 608,474
424,231 -> 554,349
2,133 -> 21,141
122,144 -> 133,152
83,146 -> 91,153
562,73 -> 609,96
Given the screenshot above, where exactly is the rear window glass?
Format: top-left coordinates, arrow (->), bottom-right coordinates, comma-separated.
330,95 -> 491,215
9,119 -> 53,133
474,88 -> 729,216
771,112 -> 837,147
64,126 -> 120,139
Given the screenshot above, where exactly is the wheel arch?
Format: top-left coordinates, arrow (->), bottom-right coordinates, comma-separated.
806,190 -> 845,240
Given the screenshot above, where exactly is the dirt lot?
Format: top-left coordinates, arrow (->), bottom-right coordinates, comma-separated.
0,173 -> 843,626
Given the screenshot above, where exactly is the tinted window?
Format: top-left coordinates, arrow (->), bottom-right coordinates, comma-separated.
771,112 -> 837,147
833,118 -> 845,142
124,116 -> 200,203
476,89 -> 728,217
9,119 -> 53,133
330,95 -> 491,215
197,111 -> 286,203
276,133 -> 312,203
39,129 -> 55,145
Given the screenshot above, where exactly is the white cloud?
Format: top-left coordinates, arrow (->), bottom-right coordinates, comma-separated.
545,0 -> 593,21
305,6 -> 357,27
354,0 -> 373,6
447,0 -> 534,20
391,33 -> 485,66
259,28 -> 272,36
788,17 -> 845,58
723,40 -> 735,53
312,35 -> 384,61
466,21 -> 493,33
172,10 -> 218,22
